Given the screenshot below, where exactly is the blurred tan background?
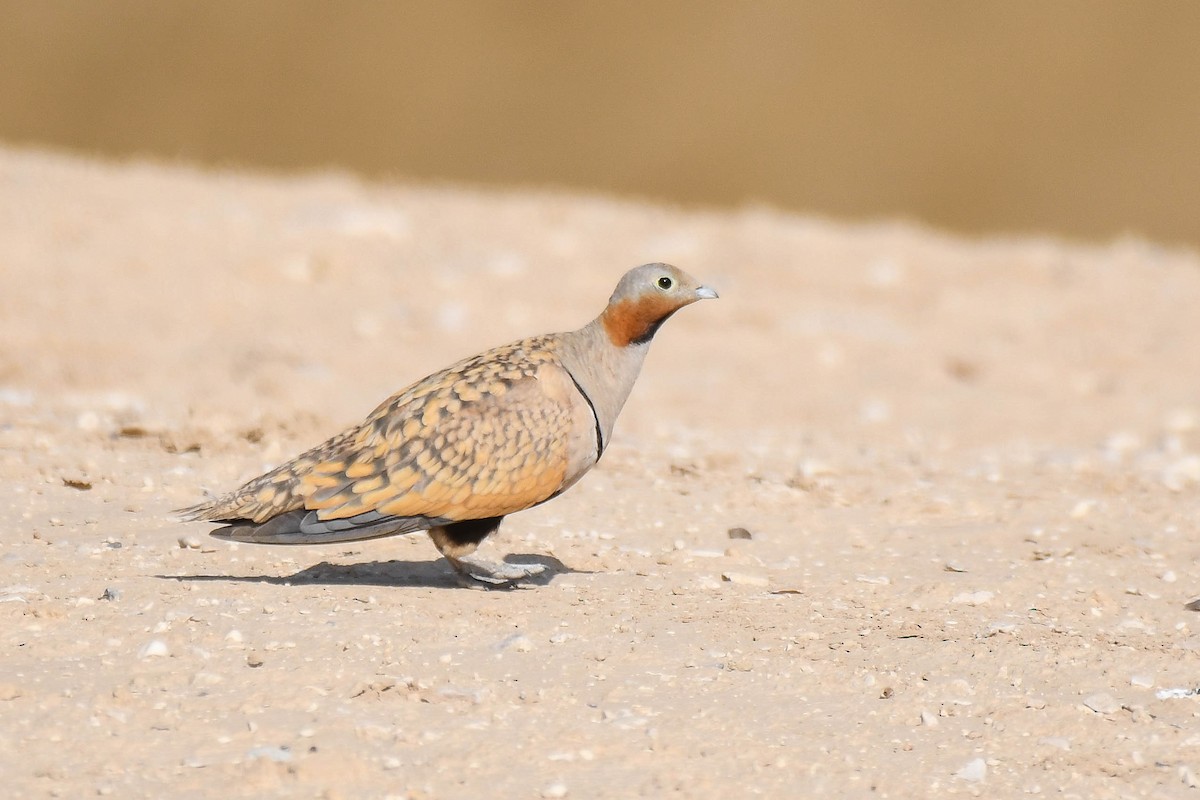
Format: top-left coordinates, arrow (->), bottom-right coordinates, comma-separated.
3,1 -> 1199,246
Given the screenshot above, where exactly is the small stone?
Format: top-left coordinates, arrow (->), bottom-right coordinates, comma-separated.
191,672 -> 223,687
943,561 -> 968,573
177,536 -> 202,550
797,458 -> 837,478
541,782 -> 568,798
919,709 -> 938,727
727,527 -> 753,540
951,590 -> 994,606
954,758 -> 987,783
688,549 -> 725,559
1037,737 -> 1071,751
1163,456 -> 1200,491
246,652 -> 264,668
1083,692 -> 1119,714
138,639 -> 169,659
1070,500 -> 1096,519
496,633 -> 534,652
1161,570 -> 1177,583
245,746 -> 292,763
225,630 -> 244,644
1182,765 -> 1199,789
721,571 -> 769,587
1130,674 -> 1154,689
100,587 -> 121,602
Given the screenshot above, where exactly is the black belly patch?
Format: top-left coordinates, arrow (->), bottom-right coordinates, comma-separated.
441,516 -> 505,546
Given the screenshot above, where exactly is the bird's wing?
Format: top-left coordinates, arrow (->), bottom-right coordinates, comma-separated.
178,338 -> 598,538
301,360 -> 588,523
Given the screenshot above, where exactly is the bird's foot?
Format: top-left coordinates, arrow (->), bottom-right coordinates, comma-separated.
449,554 -> 546,586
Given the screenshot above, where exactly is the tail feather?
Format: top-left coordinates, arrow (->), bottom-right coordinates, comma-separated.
205,508 -> 446,545
173,499 -> 223,522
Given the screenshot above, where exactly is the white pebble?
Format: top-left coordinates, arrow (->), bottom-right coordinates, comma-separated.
1130,674 -> 1154,689
246,746 -> 292,763
721,571 -> 769,587
951,590 -> 994,606
1038,737 -> 1071,751
1103,431 -> 1142,457
689,549 -> 725,559
1163,456 -> 1200,491
797,458 -> 837,478
954,758 -> 987,783
1083,692 -> 1120,714
541,782 -> 568,798
1070,499 -> 1096,519
138,639 -> 169,659
495,634 -> 533,652
919,709 -> 938,727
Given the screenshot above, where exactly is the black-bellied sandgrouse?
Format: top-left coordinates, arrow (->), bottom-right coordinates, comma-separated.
176,263 -> 718,584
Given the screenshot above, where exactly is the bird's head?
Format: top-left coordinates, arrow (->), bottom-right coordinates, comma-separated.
600,263 -> 718,347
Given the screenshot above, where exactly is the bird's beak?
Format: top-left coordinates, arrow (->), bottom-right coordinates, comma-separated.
695,285 -> 719,300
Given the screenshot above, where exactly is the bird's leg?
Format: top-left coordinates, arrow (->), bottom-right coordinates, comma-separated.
428,518 -> 546,585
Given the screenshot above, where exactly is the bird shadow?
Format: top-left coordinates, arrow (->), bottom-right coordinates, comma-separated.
158,553 -> 579,591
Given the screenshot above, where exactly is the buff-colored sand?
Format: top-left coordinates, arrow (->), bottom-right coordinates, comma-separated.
2,149 -> 1199,798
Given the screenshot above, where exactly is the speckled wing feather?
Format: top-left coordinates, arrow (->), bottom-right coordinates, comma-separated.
176,335 -> 592,541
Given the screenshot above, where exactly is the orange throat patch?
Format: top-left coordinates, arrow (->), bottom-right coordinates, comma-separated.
601,295 -> 683,347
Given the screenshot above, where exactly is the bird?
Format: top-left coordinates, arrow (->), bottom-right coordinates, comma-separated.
176,263 -> 718,585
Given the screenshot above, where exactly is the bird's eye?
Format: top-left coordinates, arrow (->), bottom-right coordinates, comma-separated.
657,276 -> 673,290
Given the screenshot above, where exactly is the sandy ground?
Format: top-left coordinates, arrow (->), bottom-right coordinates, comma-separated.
2,149 -> 1200,798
